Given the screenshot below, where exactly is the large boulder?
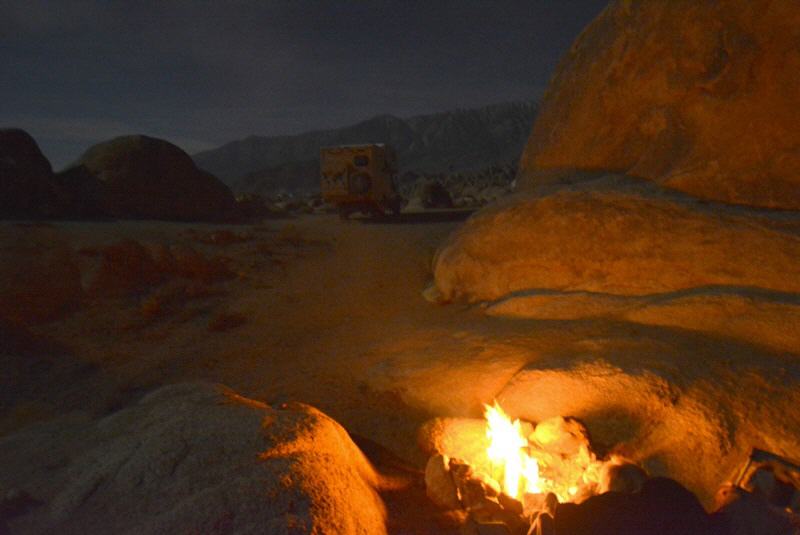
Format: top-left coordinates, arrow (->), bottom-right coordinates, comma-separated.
73,135 -> 237,222
423,1 -> 800,506
0,383 -> 388,534
430,177 -> 800,353
518,0 -> 800,210
433,177 -> 800,303
0,129 -> 59,219
52,165 -> 107,219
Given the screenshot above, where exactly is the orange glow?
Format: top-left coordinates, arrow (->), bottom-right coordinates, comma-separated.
485,402 -> 540,499
483,402 -> 600,504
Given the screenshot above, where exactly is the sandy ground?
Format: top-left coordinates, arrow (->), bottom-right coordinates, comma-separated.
2,210 -> 799,528
0,213 -> 475,448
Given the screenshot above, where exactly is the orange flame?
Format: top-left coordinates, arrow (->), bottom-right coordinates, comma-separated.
484,402 -> 541,499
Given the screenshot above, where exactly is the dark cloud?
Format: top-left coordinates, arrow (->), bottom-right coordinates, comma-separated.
1,0 -> 608,169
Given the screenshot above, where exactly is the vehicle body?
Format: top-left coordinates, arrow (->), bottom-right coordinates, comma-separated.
320,144 -> 403,218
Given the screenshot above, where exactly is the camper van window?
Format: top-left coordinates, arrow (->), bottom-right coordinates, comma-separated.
354,155 -> 369,167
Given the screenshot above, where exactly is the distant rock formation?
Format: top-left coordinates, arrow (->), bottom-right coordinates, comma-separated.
72,135 -> 238,222
518,0 -> 800,210
193,101 -> 537,195
237,159 -> 320,196
1,131 -> 239,222
0,129 -> 59,218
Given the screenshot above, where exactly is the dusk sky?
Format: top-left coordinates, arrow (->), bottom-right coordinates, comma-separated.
2,1 -> 608,169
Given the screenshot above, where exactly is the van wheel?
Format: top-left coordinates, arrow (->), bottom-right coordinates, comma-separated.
338,206 -> 352,220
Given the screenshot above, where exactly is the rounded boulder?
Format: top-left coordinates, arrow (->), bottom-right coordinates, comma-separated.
0,129 -> 58,218
518,0 -> 800,209
75,135 -> 237,221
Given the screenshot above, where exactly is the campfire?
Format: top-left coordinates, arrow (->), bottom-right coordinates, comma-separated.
424,402 -> 605,533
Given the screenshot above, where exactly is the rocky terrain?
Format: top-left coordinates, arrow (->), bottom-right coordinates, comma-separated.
2,102 -> 530,221
193,102 -> 537,197
427,0 -> 800,514
0,217 -> 471,534
2,0 -> 800,533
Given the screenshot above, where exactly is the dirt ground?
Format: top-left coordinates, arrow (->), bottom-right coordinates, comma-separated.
2,211 -> 799,528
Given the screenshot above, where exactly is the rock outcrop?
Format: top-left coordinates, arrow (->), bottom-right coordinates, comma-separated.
517,0 -> 800,210
0,129 -> 59,219
73,135 -> 237,221
434,176 -> 800,303
0,383 -> 388,534
425,2 -> 800,504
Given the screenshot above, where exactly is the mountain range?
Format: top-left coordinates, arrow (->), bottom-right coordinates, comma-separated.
192,101 -> 537,196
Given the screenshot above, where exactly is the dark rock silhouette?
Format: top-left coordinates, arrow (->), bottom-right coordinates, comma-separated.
73,135 -> 237,222
0,129 -> 59,218
52,165 -> 107,219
